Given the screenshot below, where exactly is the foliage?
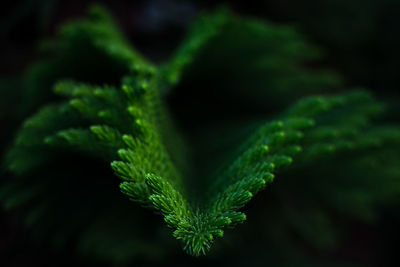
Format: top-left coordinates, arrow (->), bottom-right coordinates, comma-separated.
1,5 -> 399,265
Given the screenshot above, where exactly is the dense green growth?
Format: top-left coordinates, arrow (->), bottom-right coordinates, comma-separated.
1,5 -> 399,265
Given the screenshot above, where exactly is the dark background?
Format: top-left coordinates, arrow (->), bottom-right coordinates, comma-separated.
1,0 -> 400,266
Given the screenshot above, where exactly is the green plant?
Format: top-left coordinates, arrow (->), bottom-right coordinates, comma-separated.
1,5 -> 399,265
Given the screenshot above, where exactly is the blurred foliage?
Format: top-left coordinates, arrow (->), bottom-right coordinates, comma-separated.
261,0 -> 400,95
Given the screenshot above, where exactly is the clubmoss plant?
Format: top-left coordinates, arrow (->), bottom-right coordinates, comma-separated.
1,5 -> 399,264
